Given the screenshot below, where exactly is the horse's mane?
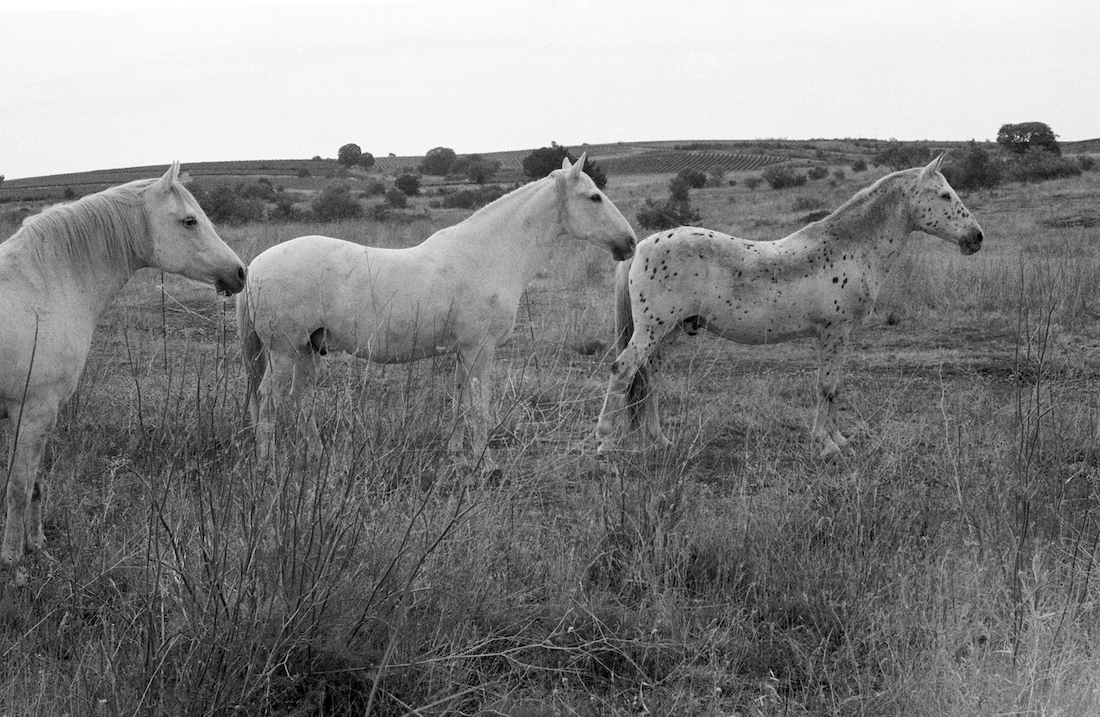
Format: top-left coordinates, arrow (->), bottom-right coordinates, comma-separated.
467,170 -> 557,220
14,178 -> 159,272
818,166 -> 920,231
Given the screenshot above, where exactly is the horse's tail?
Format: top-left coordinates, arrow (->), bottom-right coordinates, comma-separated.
611,257 -> 648,430
236,285 -> 265,426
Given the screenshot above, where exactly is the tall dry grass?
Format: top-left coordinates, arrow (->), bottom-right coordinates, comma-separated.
2,167 -> 1100,715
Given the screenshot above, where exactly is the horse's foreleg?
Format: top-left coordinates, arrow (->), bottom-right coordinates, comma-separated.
2,403 -> 56,573
812,329 -> 852,458
454,345 -> 496,466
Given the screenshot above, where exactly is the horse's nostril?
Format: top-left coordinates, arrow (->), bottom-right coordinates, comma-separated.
237,266 -> 246,282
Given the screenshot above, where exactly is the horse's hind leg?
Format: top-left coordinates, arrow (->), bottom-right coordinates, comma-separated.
638,347 -> 672,449
595,337 -> 658,452
812,327 -> 853,458
256,350 -> 321,459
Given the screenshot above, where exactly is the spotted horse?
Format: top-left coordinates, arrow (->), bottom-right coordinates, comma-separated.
595,153 -> 983,458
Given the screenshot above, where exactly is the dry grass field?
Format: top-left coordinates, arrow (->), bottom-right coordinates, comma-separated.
2,157 -> 1100,715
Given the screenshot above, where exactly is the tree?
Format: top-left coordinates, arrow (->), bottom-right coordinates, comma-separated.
676,168 -> 707,189
997,121 -> 1060,155
420,147 -> 457,176
337,143 -> 362,168
522,143 -> 573,179
395,174 -> 421,195
357,152 -> 376,170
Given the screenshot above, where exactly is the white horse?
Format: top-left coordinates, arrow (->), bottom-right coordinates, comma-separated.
595,154 -> 983,457
1,163 -> 246,577
238,154 -> 636,463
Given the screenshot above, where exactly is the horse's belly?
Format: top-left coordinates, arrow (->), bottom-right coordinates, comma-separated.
705,309 -> 816,345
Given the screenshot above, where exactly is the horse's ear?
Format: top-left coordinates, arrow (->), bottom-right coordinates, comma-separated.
561,156 -> 573,172
570,152 -> 587,179
920,152 -> 945,179
156,162 -> 180,193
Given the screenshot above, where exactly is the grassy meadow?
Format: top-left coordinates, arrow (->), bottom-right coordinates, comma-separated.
3,159 -> 1100,716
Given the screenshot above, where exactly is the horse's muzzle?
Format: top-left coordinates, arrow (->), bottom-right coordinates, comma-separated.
612,240 -> 635,262
216,265 -> 247,296
959,230 -> 983,256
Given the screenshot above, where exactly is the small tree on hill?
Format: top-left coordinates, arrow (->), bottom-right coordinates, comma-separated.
357,152 -> 376,170
420,147 -> 457,176
522,143 -> 572,179
395,174 -> 421,196
997,121 -> 1060,155
676,168 -> 707,189
337,143 -> 362,168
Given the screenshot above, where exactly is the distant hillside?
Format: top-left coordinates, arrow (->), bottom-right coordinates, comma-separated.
3,137 -> 1096,205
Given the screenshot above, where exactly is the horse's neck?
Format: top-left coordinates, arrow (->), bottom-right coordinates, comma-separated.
17,211 -> 144,316
450,178 -> 562,283
823,174 -> 915,265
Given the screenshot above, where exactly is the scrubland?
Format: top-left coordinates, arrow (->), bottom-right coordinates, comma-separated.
2,164 -> 1100,716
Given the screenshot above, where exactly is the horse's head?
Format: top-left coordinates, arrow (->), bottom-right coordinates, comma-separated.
910,153 -> 984,255
555,153 -> 636,261
144,162 -> 247,295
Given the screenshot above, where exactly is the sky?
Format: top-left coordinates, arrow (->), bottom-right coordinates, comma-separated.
2,0 -> 1098,180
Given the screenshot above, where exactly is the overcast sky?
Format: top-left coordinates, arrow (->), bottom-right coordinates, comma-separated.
2,0 -> 1098,179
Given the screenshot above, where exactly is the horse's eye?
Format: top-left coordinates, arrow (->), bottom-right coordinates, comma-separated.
590,194 -> 602,203
183,216 -> 198,227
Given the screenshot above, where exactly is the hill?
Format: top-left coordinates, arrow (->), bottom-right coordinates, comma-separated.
3,137 -> 1096,205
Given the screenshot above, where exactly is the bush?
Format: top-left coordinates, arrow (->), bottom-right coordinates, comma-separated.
807,165 -> 829,181
312,184 -> 362,221
942,142 -> 1003,191
191,183 -> 265,225
395,174 -> 421,196
668,176 -> 691,202
385,187 -> 408,208
791,195 -> 826,212
270,191 -> 298,221
365,180 -> 387,197
872,142 -> 932,171
436,185 -> 508,210
743,176 -> 763,190
237,180 -> 275,201
636,198 -> 701,231
1077,155 -> 1096,172
1006,151 -> 1082,183
762,165 -> 808,189
676,168 -> 707,189
851,159 -> 867,173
